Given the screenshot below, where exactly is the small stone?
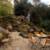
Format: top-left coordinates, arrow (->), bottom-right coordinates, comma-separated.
0,33 -> 3,39
2,38 -> 9,43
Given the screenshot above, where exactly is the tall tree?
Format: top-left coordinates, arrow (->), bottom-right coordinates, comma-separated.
14,0 -> 32,16
30,3 -> 50,31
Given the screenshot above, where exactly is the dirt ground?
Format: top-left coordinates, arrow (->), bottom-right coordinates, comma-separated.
0,32 -> 32,50
0,32 -> 50,50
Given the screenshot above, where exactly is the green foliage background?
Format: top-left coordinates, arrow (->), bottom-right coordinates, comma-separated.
0,0 -> 13,16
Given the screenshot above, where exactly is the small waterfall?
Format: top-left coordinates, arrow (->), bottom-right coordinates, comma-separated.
26,13 -> 30,22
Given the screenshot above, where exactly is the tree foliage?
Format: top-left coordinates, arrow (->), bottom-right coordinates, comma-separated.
0,0 -> 13,16
14,0 -> 32,16
30,3 -> 50,31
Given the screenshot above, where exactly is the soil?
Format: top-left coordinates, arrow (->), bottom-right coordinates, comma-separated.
0,32 -> 50,50
0,32 -> 32,50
